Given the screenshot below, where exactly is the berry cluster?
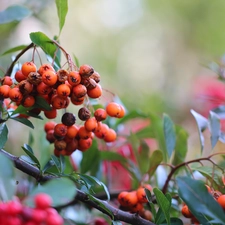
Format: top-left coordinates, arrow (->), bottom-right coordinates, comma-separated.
0,61 -> 125,156
0,193 -> 63,225
181,185 -> 225,224
117,184 -> 152,221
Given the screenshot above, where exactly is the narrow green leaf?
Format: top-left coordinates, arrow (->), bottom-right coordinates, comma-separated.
20,155 -> 37,165
73,54 -> 80,67
137,140 -> 150,174
0,123 -> 8,149
148,150 -> 163,178
153,188 -> 171,225
25,177 -> 76,207
100,151 -> 127,164
0,5 -> 32,24
87,193 -> 114,219
59,155 -> 65,174
34,95 -> 51,111
208,111 -> 220,149
160,218 -> 183,225
51,155 -> 61,173
0,152 -> 16,201
172,126 -> 188,166
22,144 -> 41,169
135,125 -> 155,139
80,139 -> 100,175
177,177 -> 225,224
10,117 -> 34,129
55,0 -> 68,34
1,45 -> 28,56
190,109 -> 208,152
29,32 -> 61,68
163,114 -> 176,159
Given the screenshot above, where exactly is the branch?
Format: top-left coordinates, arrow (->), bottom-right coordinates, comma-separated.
0,149 -> 155,225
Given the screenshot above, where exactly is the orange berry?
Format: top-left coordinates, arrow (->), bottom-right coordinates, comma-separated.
9,87 -> 23,103
70,94 -> 85,105
46,130 -> 56,143
0,85 -> 11,98
118,191 -> 129,207
94,122 -> 109,139
117,105 -> 126,118
125,191 -> 138,207
67,71 -> 81,86
44,121 -> 57,133
42,70 -> 58,86
66,125 -> 79,139
54,148 -> 61,157
54,139 -> 67,151
57,69 -> 68,83
51,95 -> 67,109
130,202 -> 144,213
77,126 -> 93,139
2,76 -> 13,86
65,138 -> 78,152
54,123 -> 67,138
18,80 -> 33,95
44,107 -> 57,119
104,128 -> 117,143
72,84 -> 87,98
21,61 -> 37,77
15,70 -> 27,82
94,108 -> 107,121
37,82 -> 52,95
84,117 -> 98,132
106,102 -> 121,117
87,83 -> 102,98
27,72 -> 42,85
78,137 -> 93,152
217,194 -> 225,209
137,187 -> 148,203
57,84 -> 71,98
38,64 -> 55,75
79,64 -> 94,78
22,95 -> 35,107
181,204 -> 193,218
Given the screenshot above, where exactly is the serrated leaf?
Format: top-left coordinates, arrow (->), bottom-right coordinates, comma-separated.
163,114 -> 176,159
25,177 -> 76,207
190,109 -> 208,152
55,0 -> 68,34
1,45 -> 28,56
148,150 -> 163,178
0,5 -> 32,24
10,117 -> 34,129
153,188 -> 171,225
208,111 -> 220,149
0,152 -> 16,201
29,32 -> 61,68
0,123 -> 8,149
177,177 -> 225,224
22,144 -> 40,169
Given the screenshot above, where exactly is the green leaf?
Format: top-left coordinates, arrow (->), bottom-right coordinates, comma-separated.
153,188 -> 171,225
73,54 -> 80,67
190,109 -> 208,152
1,44 -> 28,56
55,0 -> 68,34
22,144 -> 41,169
50,155 -> 61,173
59,155 -> 65,174
0,5 -> 32,24
208,111 -> 220,149
20,155 -> 37,165
177,177 -> 225,224
163,114 -> 176,159
79,174 -> 110,200
172,126 -> 188,166
25,177 -> 76,207
135,125 -> 155,139
0,123 -> 8,149
100,151 -> 127,164
191,165 -> 223,189
29,32 -> 61,68
137,140 -> 150,174
160,218 -> 183,225
10,117 -> 34,129
0,152 -> 16,201
80,139 -> 100,175
148,150 -> 163,178
86,193 -> 114,219
34,95 -> 52,111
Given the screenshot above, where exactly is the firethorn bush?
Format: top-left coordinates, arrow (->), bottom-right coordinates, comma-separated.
2,1 -> 225,225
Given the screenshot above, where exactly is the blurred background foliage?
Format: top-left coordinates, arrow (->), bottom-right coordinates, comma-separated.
1,0 -> 225,153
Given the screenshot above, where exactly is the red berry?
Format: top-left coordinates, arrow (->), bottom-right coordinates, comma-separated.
34,193 -> 52,209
